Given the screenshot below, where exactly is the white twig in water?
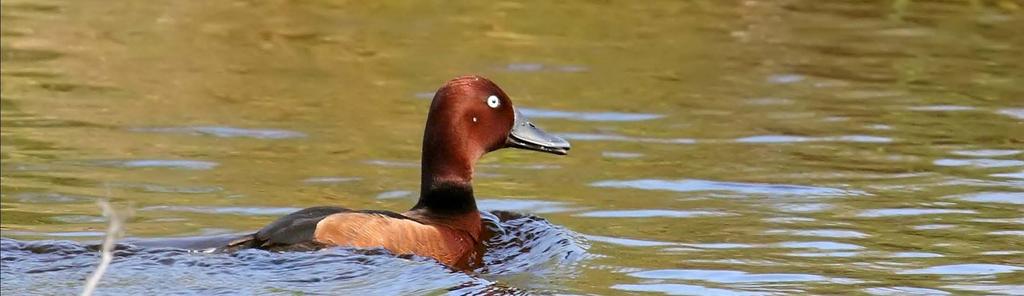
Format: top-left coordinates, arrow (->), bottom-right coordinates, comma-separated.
81,200 -> 127,296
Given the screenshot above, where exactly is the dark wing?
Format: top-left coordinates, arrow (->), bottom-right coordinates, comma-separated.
219,206 -> 420,252
221,206 -> 349,252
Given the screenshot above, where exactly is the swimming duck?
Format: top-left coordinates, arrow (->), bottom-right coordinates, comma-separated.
223,75 -> 570,268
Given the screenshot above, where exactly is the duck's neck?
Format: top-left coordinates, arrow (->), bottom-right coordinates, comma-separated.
412,178 -> 476,214
412,139 -> 481,215
410,167 -> 482,241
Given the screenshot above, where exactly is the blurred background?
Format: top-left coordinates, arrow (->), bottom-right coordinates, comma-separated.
2,0 -> 1022,295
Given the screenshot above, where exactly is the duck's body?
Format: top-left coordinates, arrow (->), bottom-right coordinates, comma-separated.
222,76 -> 569,268
224,207 -> 482,267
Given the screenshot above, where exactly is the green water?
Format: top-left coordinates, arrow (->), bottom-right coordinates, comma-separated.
2,0 -> 1023,294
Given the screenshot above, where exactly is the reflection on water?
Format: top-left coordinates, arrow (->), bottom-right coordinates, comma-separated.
138,205 -> 303,216
577,209 -> 731,218
519,108 -> 664,122
624,269 -> 839,284
899,264 -> 1024,275
477,198 -> 575,214
93,159 -> 220,170
129,126 -> 307,139
856,208 -> 977,218
733,134 -> 893,143
933,158 -> 1024,168
2,0 -> 1023,294
951,192 -> 1024,205
591,178 -> 859,196
557,132 -> 697,144
997,109 -> 1024,120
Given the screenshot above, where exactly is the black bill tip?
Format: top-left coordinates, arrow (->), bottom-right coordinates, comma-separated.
506,109 -> 571,155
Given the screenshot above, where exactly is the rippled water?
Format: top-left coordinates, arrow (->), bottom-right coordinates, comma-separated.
1,212 -> 584,295
2,0 -> 1023,295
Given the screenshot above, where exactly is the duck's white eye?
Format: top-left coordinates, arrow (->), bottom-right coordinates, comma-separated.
486,95 -> 501,108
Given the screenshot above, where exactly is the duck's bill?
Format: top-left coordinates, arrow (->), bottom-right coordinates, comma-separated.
507,109 -> 571,155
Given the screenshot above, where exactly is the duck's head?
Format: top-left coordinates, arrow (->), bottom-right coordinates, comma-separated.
418,75 -> 569,202
423,75 -> 570,161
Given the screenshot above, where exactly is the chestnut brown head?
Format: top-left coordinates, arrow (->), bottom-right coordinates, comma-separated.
415,75 -> 570,213
423,75 -> 570,162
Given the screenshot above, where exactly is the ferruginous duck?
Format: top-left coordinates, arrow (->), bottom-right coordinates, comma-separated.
222,75 -> 570,268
